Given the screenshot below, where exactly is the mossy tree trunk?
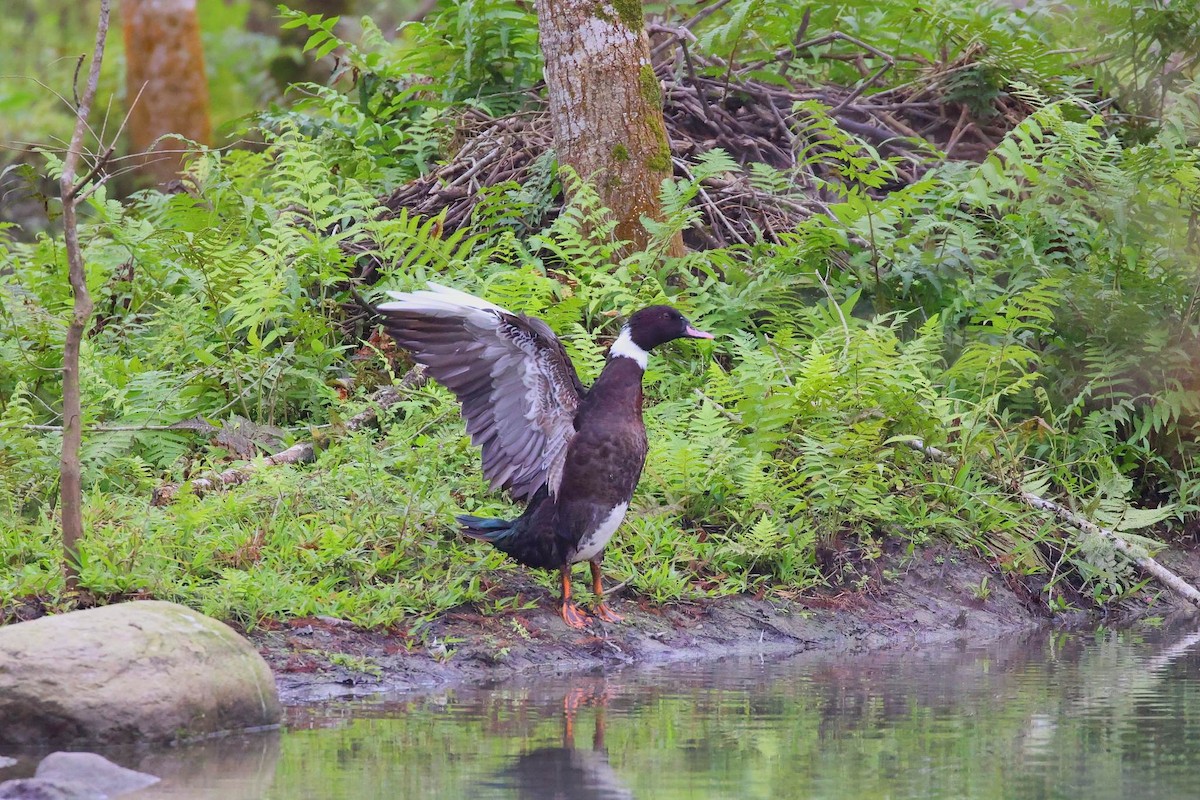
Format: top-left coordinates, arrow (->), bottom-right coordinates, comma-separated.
121,0 -> 211,184
537,0 -> 685,257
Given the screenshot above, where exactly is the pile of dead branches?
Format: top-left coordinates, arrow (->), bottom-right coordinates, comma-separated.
379,28 -> 1033,251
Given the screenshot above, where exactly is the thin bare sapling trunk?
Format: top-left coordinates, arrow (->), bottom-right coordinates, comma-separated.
59,0 -> 112,593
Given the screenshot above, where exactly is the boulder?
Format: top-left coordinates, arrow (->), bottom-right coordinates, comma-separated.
0,779 -> 82,800
0,752 -> 158,800
0,601 -> 281,746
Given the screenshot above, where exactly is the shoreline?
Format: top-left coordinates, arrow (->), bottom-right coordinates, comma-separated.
251,541 -> 1198,705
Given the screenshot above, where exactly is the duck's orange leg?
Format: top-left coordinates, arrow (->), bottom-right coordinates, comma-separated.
561,566 -> 589,628
590,561 -> 624,623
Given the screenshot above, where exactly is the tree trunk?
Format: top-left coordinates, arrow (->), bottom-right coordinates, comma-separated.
538,0 -> 685,257
121,0 -> 211,184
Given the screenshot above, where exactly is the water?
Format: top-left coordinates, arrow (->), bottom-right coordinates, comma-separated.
7,623 -> 1200,799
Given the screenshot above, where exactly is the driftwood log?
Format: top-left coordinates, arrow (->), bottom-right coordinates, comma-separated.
150,366 -> 426,507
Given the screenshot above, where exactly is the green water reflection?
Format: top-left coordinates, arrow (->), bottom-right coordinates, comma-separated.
57,624 -> 1200,798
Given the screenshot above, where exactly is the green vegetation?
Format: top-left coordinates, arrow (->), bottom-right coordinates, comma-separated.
3,0 -> 1200,628
645,143 -> 672,173
0,0 -> 287,172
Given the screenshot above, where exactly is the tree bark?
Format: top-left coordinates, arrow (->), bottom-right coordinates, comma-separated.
121,0 -> 211,184
60,0 -> 112,593
538,0 -> 685,257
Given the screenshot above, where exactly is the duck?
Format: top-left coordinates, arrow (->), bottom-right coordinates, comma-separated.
375,283 -> 713,628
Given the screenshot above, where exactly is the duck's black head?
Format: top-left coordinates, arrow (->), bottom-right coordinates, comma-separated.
628,305 -> 713,350
609,305 -> 713,366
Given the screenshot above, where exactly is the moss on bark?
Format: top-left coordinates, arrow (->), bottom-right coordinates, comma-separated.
610,0 -> 644,32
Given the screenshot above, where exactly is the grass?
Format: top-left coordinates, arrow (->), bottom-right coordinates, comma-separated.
0,397 -> 755,629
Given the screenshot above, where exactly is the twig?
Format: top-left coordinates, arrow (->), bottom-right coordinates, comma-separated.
76,81 -> 148,203
942,104 -> 971,160
681,0 -> 734,31
694,389 -> 743,422
813,269 -> 851,358
18,423 -> 203,433
63,145 -> 115,202
679,40 -> 710,123
907,438 -> 1200,609
764,338 -> 795,386
150,366 -> 428,506
70,54 -> 85,110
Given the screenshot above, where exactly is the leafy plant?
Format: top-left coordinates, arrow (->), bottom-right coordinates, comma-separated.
3,0 -> 1199,625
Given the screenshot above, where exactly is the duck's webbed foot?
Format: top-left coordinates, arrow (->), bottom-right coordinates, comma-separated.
590,560 -> 624,623
593,602 -> 624,624
560,566 -> 590,629
561,601 -> 591,629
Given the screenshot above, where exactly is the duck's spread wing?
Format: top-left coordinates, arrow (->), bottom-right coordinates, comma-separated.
376,284 -> 584,501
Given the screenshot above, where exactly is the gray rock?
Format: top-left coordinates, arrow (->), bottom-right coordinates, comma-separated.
0,601 -> 282,746
0,751 -> 159,800
36,753 -> 158,797
0,778 -> 84,800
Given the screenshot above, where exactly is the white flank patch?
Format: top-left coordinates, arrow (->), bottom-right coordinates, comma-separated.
571,503 -> 629,563
609,327 -> 648,369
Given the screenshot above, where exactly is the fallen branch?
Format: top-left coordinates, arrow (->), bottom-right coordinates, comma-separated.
150,366 -> 427,507
20,423 -> 211,433
907,438 -> 1200,609
1019,491 -> 1200,609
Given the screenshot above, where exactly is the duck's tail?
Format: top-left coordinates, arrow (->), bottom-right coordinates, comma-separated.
456,514 -> 520,545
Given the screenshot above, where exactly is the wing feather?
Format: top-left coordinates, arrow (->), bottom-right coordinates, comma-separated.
375,283 -> 584,501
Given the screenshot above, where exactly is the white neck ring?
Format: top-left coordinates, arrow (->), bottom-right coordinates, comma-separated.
609,327 -> 648,369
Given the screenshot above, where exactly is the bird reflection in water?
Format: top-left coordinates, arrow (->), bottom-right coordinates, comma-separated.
487,683 -> 634,800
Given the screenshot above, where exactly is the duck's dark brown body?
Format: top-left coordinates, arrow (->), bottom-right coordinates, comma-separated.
483,358 -> 649,570
375,284 -> 711,627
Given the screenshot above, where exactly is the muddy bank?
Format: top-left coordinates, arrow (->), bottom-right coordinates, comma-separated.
253,542 -> 1200,704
